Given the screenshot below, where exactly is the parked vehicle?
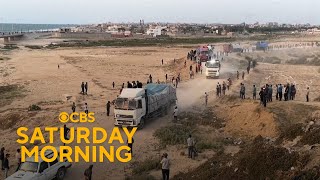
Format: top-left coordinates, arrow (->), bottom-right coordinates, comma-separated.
6,147 -> 72,180
114,84 -> 176,129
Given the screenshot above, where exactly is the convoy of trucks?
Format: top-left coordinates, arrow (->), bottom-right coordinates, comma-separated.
114,84 -> 176,129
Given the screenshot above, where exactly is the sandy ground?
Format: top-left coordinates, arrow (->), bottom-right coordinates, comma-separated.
0,45 -> 228,179
1,37 -> 320,179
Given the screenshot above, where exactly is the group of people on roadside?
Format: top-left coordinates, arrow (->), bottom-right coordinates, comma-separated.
0,147 -> 21,178
81,82 -> 88,95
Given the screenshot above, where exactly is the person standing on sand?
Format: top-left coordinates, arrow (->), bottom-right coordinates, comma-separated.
149,74 -> 153,83
72,102 -> 76,113
106,101 -> 111,116
162,59 -> 164,65
85,82 -> 88,94
58,64 -> 60,69
165,74 -> 168,82
15,148 -> 21,172
160,153 -> 170,180
127,138 -> 134,155
81,82 -> 85,95
205,92 -> 208,106
84,165 -> 93,180
306,87 -> 310,102
0,147 -> 5,170
112,82 -> 115,89
187,135 -> 195,158
242,71 -> 245,80
3,153 -> 9,178
253,85 -> 257,100
84,103 -> 89,114
173,106 -> 178,122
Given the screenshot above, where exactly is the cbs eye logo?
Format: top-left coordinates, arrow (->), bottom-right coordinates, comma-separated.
59,112 -> 95,123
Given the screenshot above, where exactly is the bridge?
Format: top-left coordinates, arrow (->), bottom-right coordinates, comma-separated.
0,32 -> 24,44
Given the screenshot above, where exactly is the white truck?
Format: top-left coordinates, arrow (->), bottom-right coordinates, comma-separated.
6,147 -> 72,180
114,84 -> 176,129
205,59 -> 220,78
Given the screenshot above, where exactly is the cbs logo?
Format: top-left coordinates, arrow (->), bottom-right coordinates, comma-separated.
59,112 -> 95,123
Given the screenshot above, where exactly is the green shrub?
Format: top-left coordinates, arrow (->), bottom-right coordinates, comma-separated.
154,125 -> 195,146
132,158 -> 161,175
28,104 -> 41,111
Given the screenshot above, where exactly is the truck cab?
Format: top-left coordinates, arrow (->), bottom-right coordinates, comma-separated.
205,59 -> 220,78
114,88 -> 146,127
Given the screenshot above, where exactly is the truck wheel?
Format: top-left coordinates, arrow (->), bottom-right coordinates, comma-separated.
56,167 -> 66,180
138,118 -> 145,130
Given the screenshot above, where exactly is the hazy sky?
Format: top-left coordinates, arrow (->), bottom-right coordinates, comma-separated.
0,0 -> 318,24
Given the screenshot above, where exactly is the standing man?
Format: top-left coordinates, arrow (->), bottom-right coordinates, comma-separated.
306,87 -> 310,102
173,106 -> 178,122
268,85 -> 273,102
84,165 -> 93,180
149,74 -> 153,83
165,74 -> 168,82
15,148 -> 21,172
106,101 -> 111,116
84,103 -> 89,114
162,59 -> 164,65
278,84 -> 283,101
71,102 -> 76,113
85,82 -> 88,94
112,82 -> 115,89
160,153 -> 170,180
3,154 -> 9,178
127,138 -> 134,155
187,135 -> 195,158
253,85 -> 257,100
205,92 -> 208,106
242,71 -> 245,80
0,147 -> 4,170
81,82 -> 85,95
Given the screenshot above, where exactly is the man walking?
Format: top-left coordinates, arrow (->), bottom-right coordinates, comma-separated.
187,135 -> 195,158
106,101 -> 111,116
84,165 -> 93,180
3,153 -> 10,178
160,153 -> 170,180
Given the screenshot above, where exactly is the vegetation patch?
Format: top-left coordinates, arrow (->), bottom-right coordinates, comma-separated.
174,136 -> 309,180
131,158 -> 161,175
0,84 -> 25,106
300,126 -> 320,145
25,45 -> 43,49
28,104 -> 41,111
154,125 -> 195,146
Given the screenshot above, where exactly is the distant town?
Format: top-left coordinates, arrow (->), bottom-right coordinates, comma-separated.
55,21 -> 320,39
